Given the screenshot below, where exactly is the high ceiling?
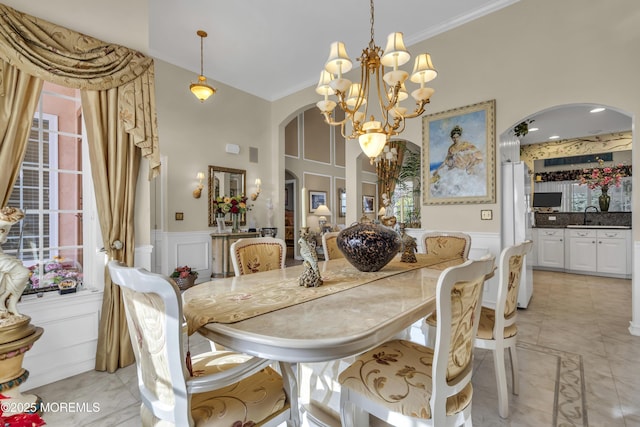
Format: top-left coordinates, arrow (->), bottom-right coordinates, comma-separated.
147,1 -> 632,142
149,0 -> 518,102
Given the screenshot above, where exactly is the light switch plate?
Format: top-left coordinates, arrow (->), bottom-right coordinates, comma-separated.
481,209 -> 492,220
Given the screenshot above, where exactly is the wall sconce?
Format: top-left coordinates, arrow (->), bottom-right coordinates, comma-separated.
250,178 -> 262,201
193,172 -> 205,198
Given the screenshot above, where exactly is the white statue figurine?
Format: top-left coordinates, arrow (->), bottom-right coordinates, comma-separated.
266,198 -> 274,227
298,232 -> 322,287
0,207 -> 29,317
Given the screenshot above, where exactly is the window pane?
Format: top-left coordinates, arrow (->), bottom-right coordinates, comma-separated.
8,81 -> 85,295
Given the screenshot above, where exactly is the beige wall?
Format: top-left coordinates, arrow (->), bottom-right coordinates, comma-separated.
154,60 -> 273,231
271,0 -> 639,240
285,110 -> 378,232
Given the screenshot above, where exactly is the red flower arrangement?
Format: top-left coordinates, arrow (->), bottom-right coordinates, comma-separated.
171,266 -> 198,279
212,195 -> 249,215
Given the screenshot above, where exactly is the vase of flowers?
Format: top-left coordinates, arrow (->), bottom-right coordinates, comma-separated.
579,157 -> 625,212
598,188 -> 610,212
170,266 -> 198,291
212,194 -> 249,232
231,213 -> 240,232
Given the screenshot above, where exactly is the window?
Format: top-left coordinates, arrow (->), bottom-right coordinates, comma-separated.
6,82 -> 102,295
534,177 -> 632,212
392,149 -> 421,227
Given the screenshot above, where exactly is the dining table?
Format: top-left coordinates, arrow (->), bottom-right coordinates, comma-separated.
182,253 -> 464,426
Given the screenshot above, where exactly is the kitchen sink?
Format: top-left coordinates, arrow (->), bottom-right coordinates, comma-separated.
566,225 -> 631,229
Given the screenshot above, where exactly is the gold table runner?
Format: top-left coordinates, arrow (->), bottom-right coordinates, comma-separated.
183,254 -> 462,335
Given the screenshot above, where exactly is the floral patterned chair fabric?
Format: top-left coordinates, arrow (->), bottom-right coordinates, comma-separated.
322,231 -> 344,260
421,231 -> 471,260
108,261 -> 297,427
230,237 -> 287,276
338,257 -> 494,427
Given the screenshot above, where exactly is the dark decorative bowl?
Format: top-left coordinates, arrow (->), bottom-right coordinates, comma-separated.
336,222 -> 401,272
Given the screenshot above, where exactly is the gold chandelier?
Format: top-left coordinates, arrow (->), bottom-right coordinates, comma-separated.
190,30 -> 216,102
316,0 -> 437,162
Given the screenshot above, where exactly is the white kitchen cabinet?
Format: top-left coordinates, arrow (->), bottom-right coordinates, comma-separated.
536,228 -> 565,269
596,229 -> 630,276
567,229 -> 597,273
565,228 -> 630,278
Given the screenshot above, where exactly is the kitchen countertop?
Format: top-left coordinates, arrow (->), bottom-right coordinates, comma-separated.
534,225 -> 631,229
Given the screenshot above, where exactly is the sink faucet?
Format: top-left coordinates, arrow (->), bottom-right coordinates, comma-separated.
583,205 -> 599,224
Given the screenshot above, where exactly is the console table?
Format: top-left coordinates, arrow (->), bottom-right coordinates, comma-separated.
210,231 -> 260,278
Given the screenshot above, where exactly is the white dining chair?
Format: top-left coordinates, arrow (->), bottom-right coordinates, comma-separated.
474,240 -> 532,418
422,240 -> 532,419
338,257 -> 495,427
108,260 -> 298,427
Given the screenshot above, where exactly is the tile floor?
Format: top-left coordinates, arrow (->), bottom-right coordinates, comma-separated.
25,270 -> 640,426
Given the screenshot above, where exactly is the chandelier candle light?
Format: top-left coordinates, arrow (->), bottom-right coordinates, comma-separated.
316,0 -> 437,163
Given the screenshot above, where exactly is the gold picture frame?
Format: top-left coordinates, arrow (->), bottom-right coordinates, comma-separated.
422,99 -> 496,205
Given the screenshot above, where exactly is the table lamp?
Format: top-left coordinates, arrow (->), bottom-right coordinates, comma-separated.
315,204 -> 332,231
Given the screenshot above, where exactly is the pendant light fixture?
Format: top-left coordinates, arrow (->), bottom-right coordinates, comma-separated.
316,0 -> 437,162
190,30 -> 216,102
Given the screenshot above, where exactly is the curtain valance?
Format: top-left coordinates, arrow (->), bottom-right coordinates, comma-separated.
0,3 -> 160,178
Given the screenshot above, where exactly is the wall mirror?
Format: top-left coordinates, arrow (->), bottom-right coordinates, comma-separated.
208,166 -> 247,226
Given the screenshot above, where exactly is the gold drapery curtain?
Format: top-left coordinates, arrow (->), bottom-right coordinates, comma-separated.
0,60 -> 43,205
0,3 -> 161,372
376,140 -> 406,209
0,3 -> 160,178
83,89 -> 140,371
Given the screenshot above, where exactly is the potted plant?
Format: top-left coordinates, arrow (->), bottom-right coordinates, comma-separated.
170,266 -> 198,291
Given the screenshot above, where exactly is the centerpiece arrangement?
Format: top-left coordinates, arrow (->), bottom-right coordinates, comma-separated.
170,265 -> 198,291
579,157 -> 626,212
212,194 -> 249,232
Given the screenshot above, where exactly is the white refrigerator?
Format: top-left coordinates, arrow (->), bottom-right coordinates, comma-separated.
501,161 -> 534,308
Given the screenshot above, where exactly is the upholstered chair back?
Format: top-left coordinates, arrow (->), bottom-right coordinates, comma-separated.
109,261 -> 193,425
484,240 -> 533,340
322,231 -> 344,260
230,237 -> 287,276
503,245 -> 529,319
421,231 -> 471,260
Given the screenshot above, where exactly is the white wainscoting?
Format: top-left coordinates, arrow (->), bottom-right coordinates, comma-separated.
19,289 -> 103,391
155,230 -> 213,282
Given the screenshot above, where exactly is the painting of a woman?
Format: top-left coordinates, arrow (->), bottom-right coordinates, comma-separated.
423,99 -> 495,204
